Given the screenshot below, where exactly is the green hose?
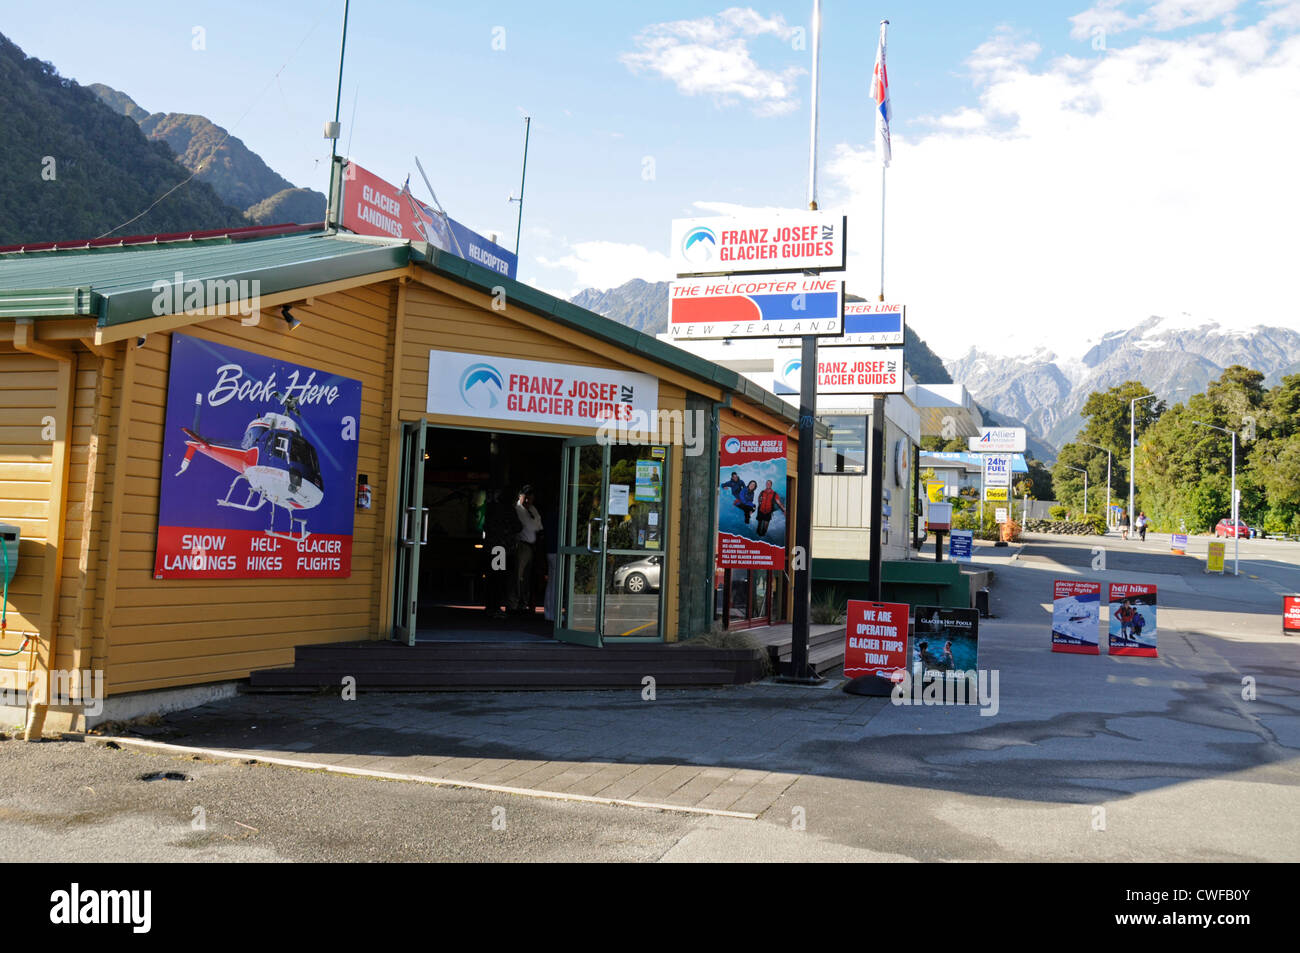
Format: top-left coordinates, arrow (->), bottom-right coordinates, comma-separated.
0,534 -> 28,656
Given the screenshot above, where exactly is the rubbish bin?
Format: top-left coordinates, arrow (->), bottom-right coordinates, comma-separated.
975,587 -> 990,618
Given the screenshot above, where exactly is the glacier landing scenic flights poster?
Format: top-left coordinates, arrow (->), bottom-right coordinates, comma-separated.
1108,583 -> 1158,657
717,435 -> 787,570
153,334 -> 362,579
1052,580 -> 1102,654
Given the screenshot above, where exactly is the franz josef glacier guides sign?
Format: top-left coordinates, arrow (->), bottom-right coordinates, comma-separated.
671,211 -> 847,276
153,334 -> 362,579
427,350 -> 659,429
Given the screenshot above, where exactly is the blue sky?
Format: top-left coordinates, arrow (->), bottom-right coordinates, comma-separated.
5,1 -> 1298,357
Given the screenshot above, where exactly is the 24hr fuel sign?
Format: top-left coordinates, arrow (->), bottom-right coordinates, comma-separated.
153,334 -> 362,579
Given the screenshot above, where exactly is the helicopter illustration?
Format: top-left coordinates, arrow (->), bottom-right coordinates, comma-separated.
174,389 -> 324,541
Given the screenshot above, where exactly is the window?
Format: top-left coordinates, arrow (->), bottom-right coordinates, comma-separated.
816,415 -> 868,474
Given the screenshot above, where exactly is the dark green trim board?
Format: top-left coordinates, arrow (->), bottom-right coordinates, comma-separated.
813,558 -> 972,609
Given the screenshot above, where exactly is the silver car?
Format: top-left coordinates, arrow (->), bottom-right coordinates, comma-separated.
613,555 -> 661,593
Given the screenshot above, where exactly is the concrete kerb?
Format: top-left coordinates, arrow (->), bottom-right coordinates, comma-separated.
89,735 -> 762,820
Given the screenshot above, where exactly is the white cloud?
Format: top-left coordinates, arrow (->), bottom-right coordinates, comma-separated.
621,7 -> 806,116
824,6 -> 1300,360
1069,0 -> 1248,41
535,240 -> 673,296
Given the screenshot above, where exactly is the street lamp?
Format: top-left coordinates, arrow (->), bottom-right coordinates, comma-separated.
1080,442 -> 1112,531
1193,420 -> 1240,577
1066,464 -> 1088,516
1129,394 -> 1157,531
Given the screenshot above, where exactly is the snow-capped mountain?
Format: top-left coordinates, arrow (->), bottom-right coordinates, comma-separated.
946,317 -> 1300,451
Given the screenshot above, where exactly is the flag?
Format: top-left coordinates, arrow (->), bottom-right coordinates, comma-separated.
871,20 -> 891,167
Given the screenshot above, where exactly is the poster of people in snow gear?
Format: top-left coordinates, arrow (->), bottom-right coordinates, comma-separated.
717,435 -> 787,570
1108,583 -> 1158,657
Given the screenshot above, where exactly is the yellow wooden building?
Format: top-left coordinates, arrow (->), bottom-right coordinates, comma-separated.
0,225 -> 803,735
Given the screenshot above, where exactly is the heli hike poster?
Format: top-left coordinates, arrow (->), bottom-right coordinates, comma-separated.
153,334 -> 363,579
717,435 -> 787,570
1108,583 -> 1159,657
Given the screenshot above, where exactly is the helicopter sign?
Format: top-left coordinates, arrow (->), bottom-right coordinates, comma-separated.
153,334 -> 362,579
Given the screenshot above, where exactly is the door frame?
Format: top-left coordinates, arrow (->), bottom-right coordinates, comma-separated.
392,421 -> 428,645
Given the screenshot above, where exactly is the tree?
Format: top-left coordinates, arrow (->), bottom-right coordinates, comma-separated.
1075,381 -> 1166,501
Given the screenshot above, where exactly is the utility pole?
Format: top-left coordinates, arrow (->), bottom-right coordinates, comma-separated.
1129,393 -> 1157,530
510,116 -> 531,259
1194,421 -> 1240,576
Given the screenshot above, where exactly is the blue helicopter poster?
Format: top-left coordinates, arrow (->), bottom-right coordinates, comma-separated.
153,333 -> 362,579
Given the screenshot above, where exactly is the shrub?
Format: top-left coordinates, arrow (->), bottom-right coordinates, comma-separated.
811,587 -> 846,624
1049,504 -> 1068,520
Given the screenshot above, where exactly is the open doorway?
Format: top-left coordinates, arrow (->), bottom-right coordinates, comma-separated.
410,427 -> 563,642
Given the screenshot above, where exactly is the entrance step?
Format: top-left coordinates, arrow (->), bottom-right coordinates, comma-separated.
246,640 -> 766,691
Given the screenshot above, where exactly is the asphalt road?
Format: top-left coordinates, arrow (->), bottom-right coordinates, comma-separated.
2,530 -> 1296,862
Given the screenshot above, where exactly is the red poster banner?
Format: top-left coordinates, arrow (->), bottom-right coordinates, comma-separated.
1051,579 -> 1101,654
1108,582 -> 1158,657
1284,595 -> 1300,635
843,600 -> 909,683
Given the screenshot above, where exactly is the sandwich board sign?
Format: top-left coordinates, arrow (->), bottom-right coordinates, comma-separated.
1284,595 -> 1300,635
948,529 -> 973,561
1052,580 -> 1101,654
843,600 -> 909,684
1206,541 -> 1226,574
1108,583 -> 1157,657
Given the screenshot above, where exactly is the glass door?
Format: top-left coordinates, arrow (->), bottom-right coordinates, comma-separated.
556,439 -> 669,645
392,421 -> 428,645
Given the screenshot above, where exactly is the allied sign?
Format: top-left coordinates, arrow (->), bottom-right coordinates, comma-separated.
1109,583 -> 1157,657
1206,540 -> 1226,574
948,529 -> 973,561
668,273 -> 844,340
969,427 -> 1027,453
427,351 -> 659,430
154,334 -> 362,579
718,435 -> 788,570
984,486 -> 1009,502
772,346 -> 903,395
671,211 -> 846,276
984,454 -> 1011,487
1052,579 -> 1101,654
779,302 -> 904,347
843,600 -> 909,684
1284,595 -> 1300,635
341,161 -> 518,279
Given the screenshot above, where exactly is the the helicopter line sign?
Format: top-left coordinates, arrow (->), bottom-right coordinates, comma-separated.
153,334 -> 363,579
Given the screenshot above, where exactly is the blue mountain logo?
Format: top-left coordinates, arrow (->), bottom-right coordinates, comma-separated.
682,226 -> 717,266
724,437 -> 741,455
460,362 -> 504,411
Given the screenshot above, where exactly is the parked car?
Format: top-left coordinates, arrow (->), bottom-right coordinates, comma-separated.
1214,518 -> 1253,539
613,555 -> 662,593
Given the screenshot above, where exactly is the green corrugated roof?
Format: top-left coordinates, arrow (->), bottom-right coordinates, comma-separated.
0,231 -> 407,325
0,228 -> 800,425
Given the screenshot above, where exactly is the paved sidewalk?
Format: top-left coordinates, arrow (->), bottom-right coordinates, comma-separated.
117,684 -> 892,817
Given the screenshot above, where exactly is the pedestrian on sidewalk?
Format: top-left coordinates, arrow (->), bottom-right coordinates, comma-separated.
1137,511 -> 1149,541
1120,511 -> 1130,540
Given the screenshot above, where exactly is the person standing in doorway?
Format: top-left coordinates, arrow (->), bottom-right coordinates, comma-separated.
755,480 -> 785,537
511,485 -> 543,614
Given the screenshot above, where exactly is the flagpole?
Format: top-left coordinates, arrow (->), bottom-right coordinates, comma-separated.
785,0 -> 822,683
879,165 -> 886,301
